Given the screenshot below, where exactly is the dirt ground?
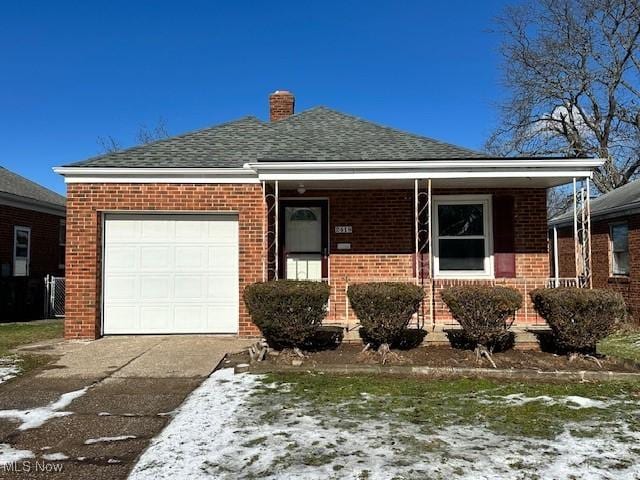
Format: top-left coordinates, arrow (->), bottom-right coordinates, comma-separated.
228,343 -> 640,372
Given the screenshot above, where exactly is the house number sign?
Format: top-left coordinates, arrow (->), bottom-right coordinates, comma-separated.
335,226 -> 352,234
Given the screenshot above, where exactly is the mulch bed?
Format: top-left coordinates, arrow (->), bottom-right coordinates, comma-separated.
227,343 -> 640,373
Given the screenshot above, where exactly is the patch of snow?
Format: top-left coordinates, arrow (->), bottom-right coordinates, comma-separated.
0,443 -> 33,465
107,458 -> 122,464
42,452 -> 69,461
0,357 -> 20,385
130,369 -> 640,480
40,446 -> 51,451
84,435 -> 136,445
0,387 -> 88,430
98,412 -> 111,416
486,393 -> 612,409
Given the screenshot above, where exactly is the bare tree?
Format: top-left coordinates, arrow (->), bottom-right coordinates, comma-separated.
97,118 -> 170,153
96,135 -> 122,154
136,117 -> 170,145
488,0 -> 640,193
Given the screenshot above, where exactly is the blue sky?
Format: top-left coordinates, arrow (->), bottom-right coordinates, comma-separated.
0,0 -> 511,195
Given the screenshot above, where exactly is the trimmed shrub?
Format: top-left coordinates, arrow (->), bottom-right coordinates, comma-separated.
347,282 -> 424,347
441,286 -> 522,351
244,280 -> 330,348
530,288 -> 626,353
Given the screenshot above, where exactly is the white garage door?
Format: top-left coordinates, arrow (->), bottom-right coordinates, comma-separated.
102,214 -> 239,334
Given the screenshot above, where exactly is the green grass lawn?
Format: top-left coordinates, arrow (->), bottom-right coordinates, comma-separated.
144,369 -> 640,479
258,372 -> 640,439
598,331 -> 640,364
0,319 -> 64,375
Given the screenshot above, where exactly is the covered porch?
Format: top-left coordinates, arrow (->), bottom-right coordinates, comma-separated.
252,158 -> 603,334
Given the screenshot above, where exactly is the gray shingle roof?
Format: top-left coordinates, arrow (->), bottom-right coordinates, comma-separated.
0,167 -> 66,207
550,178 -> 640,225
65,107 -> 487,168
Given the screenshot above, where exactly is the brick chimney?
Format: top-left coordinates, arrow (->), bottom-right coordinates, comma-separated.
269,90 -> 295,121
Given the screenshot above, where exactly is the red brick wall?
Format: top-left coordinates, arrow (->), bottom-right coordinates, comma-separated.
0,204 -> 64,277
66,184 -> 549,339
287,188 -> 549,326
64,183 -> 263,339
556,214 -> 640,321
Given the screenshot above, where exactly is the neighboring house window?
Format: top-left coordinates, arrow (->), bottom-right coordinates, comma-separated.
432,195 -> 492,278
58,219 -> 66,270
610,222 -> 629,276
13,226 -> 31,277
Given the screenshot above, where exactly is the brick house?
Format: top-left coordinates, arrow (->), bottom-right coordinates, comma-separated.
55,91 -> 604,340
0,167 -> 66,321
550,179 -> 640,320
0,167 -> 66,279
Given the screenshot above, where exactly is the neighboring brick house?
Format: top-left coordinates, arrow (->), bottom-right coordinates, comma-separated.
55,91 -> 604,340
0,167 -> 66,279
550,179 -> 640,320
0,167 -> 66,321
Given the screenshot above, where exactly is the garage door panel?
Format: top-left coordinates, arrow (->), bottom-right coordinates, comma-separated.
105,246 -> 138,269
206,275 -> 238,299
105,277 -> 138,300
106,220 -> 140,242
140,276 -> 171,299
175,246 -> 206,269
140,246 -> 172,270
141,220 -> 173,241
174,276 -> 203,299
208,245 -> 238,270
140,307 -> 172,330
103,214 -> 239,335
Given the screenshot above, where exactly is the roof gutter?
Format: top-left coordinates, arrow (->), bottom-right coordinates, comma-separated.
54,158 -> 605,184
246,158 -> 605,181
550,200 -> 640,228
53,167 -> 261,184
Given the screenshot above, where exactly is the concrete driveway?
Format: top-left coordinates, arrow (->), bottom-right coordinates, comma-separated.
0,335 -> 253,479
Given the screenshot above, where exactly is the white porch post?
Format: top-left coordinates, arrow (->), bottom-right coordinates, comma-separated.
261,181 -> 266,281
274,180 -> 279,280
427,179 -> 434,329
573,177 -> 579,285
552,225 -> 559,286
414,179 -> 419,285
585,177 -> 593,288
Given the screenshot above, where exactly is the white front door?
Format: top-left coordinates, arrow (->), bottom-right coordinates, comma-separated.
102,214 -> 239,334
13,226 -> 31,277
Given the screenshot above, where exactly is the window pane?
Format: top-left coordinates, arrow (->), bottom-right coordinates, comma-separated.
438,204 -> 484,236
613,252 -> 629,276
439,239 -> 485,271
612,224 -> 628,252
15,246 -> 28,258
15,230 -> 29,247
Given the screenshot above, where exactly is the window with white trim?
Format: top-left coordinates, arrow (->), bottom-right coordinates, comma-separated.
13,226 -> 31,277
610,222 -> 629,276
432,195 -> 493,277
58,219 -> 66,270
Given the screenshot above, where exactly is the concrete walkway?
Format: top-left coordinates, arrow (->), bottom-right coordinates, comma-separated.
0,335 -> 253,479
33,335 -> 253,379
